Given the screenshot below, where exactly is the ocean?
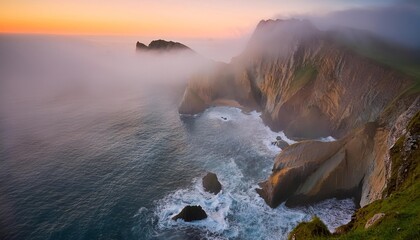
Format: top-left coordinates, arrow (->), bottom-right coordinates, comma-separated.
0,35 -> 354,240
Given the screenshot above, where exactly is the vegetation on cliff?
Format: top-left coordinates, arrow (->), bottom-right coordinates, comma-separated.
329,28 -> 420,94
177,18 -> 420,239
288,65 -> 318,95
179,19 -> 414,138
288,216 -> 331,240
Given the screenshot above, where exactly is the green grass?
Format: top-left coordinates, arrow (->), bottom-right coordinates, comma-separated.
338,35 -> 420,118
386,111 -> 420,195
289,111 -> 420,240
288,216 -> 331,240
329,30 -> 420,94
360,51 -> 420,95
289,65 -> 318,94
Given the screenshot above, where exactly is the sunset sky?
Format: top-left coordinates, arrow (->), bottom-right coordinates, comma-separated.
0,0 -> 398,38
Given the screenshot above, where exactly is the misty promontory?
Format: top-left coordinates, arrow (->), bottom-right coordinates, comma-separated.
178,18 -> 419,218
136,39 -> 193,52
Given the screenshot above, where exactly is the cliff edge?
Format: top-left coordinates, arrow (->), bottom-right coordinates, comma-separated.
178,19 -> 420,209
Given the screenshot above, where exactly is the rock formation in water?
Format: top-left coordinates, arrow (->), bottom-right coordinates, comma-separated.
136,39 -> 193,52
172,205 -> 208,222
202,172 -> 222,194
178,18 -> 420,209
272,136 -> 289,149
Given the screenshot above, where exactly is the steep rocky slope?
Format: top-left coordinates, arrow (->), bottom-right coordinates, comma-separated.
290,110 -> 420,239
179,19 -> 414,138
257,122 -> 381,207
178,19 -> 419,209
257,96 -> 419,208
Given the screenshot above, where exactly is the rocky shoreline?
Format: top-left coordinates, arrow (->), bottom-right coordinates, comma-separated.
169,19 -> 420,240
178,19 -> 418,208
176,18 -> 420,237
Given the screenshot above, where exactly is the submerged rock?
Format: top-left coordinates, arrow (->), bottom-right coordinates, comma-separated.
202,172 -> 222,194
276,140 -> 289,149
273,138 -> 289,149
172,205 -> 207,222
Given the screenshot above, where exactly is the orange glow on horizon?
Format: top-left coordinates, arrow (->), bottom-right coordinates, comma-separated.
0,0 -> 368,37
0,1 -> 262,38
0,12 -> 252,38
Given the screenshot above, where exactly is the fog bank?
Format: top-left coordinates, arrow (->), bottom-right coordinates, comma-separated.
279,2 -> 420,48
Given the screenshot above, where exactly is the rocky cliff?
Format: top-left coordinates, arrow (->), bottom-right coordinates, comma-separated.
179,19 -> 414,138
289,110 -> 420,239
178,19 -> 419,208
136,39 -> 193,52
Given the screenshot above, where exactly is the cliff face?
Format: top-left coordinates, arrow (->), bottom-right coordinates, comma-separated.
178,62 -> 260,114
257,97 -> 419,209
180,19 -> 413,138
178,19 -> 419,208
257,122 -> 382,207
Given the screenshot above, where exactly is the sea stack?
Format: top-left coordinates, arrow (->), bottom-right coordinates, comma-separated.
202,172 -> 222,194
136,39 -> 193,52
172,205 -> 208,222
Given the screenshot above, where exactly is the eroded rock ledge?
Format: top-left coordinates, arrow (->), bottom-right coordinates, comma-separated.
257,122 -> 381,207
257,97 -> 420,208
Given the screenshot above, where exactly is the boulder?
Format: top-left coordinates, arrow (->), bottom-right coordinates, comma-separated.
172,205 -> 207,222
275,139 -> 290,149
202,172 -> 222,194
365,213 -> 385,229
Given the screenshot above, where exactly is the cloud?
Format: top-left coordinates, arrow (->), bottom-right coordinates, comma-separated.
280,2 -> 420,48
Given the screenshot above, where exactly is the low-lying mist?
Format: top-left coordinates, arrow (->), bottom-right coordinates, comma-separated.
283,2 -> 420,49
0,34 -> 217,150
0,35 -> 214,102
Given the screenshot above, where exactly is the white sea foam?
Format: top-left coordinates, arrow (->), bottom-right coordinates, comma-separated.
155,157 -> 354,239
202,107 -> 296,154
318,136 -> 337,142
155,159 -> 241,237
155,107 -> 354,239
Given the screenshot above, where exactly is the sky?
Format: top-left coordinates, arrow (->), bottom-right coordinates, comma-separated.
0,0 -> 398,38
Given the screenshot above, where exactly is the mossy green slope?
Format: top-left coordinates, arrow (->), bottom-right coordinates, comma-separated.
288,216 -> 331,240
289,65 -> 318,94
331,30 -> 420,94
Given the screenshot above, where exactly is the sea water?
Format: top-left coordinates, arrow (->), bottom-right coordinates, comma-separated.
0,35 -> 354,240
